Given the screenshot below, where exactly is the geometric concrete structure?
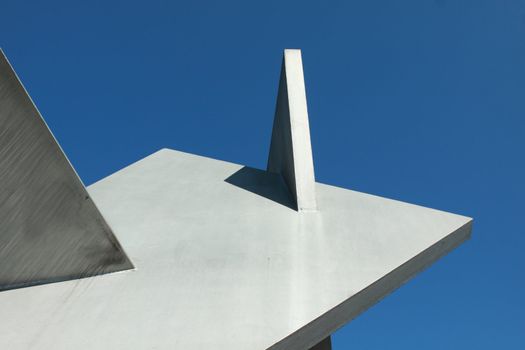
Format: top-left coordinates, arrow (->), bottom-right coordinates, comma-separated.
0,50 -> 133,291
0,49 -> 472,349
268,50 -> 317,211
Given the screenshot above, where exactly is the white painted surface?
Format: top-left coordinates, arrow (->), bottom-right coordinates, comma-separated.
267,49 -> 317,211
0,149 -> 471,349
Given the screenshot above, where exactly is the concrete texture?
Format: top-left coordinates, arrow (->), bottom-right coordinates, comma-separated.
268,49 -> 317,211
0,149 -> 472,349
0,50 -> 133,291
0,49 -> 472,349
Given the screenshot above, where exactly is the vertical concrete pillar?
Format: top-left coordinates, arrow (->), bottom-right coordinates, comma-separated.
267,49 -> 317,211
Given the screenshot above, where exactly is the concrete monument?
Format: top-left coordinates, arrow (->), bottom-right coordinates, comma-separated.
0,49 -> 472,349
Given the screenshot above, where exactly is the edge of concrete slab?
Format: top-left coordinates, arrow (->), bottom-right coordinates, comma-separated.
268,219 -> 473,350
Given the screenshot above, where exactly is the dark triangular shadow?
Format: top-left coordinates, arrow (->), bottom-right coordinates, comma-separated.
224,166 -> 297,210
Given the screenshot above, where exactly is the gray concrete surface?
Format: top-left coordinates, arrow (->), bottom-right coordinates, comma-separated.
0,148 -> 471,349
0,50 -> 133,291
268,49 -> 317,211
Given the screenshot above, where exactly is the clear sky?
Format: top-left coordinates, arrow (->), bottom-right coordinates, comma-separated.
2,0 -> 523,348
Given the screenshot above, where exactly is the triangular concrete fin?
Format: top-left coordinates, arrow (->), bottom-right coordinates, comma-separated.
267,49 -> 317,211
0,50 -> 133,291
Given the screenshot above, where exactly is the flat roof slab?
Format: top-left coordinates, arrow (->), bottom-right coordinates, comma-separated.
0,148 -> 471,349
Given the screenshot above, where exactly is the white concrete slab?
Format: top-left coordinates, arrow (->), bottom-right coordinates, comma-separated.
0,148 -> 471,350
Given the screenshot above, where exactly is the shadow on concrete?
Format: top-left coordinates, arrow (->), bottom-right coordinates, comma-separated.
309,337 -> 332,350
224,166 -> 297,210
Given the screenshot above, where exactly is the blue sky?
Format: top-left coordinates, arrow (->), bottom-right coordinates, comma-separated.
2,0 -> 524,348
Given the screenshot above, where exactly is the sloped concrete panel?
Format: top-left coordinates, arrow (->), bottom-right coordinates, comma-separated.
0,50 -> 133,291
0,149 -> 472,349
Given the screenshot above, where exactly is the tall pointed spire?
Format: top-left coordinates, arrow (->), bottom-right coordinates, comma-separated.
267,49 -> 317,211
0,50 -> 133,291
